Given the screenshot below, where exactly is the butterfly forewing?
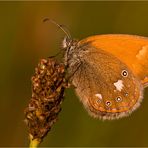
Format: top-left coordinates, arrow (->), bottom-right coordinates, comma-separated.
79,34 -> 148,87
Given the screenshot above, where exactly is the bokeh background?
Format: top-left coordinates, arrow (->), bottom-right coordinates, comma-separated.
0,1 -> 148,147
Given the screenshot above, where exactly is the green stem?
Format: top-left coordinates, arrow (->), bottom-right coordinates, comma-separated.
29,135 -> 41,148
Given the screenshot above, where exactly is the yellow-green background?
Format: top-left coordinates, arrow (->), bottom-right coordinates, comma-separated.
0,1 -> 148,147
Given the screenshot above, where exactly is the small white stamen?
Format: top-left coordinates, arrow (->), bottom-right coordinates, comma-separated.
95,93 -> 102,99
114,80 -> 124,91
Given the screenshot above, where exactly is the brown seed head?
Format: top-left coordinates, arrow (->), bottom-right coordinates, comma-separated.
24,58 -> 67,141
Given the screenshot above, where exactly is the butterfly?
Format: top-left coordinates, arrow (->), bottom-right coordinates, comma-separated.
45,19 -> 148,120
62,34 -> 148,120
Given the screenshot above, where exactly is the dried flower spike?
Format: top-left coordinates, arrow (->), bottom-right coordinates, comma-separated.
24,58 -> 67,146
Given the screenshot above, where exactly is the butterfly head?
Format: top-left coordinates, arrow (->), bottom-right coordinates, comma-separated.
62,36 -> 78,49
62,36 -> 79,67
62,36 -> 72,49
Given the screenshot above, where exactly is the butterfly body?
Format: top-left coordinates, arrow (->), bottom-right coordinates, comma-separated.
63,34 -> 148,120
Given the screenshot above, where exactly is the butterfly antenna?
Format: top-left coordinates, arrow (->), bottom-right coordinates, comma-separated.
43,18 -> 71,39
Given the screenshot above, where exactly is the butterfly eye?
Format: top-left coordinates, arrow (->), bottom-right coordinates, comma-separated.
116,96 -> 122,102
106,101 -> 112,107
121,70 -> 128,77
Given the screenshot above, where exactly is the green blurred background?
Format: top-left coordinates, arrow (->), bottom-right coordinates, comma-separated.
0,1 -> 148,147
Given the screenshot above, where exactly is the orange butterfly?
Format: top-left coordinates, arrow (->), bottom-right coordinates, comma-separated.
62,34 -> 148,120
46,19 -> 148,120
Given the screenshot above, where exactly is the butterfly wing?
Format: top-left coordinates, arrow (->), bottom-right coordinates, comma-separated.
79,34 -> 148,88
69,44 -> 143,120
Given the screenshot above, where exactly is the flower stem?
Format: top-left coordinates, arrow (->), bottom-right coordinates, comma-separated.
29,136 -> 41,148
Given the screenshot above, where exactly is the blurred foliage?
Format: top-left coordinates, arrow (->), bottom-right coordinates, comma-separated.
0,1 -> 148,147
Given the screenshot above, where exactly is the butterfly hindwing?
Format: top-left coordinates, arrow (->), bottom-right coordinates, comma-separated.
69,44 -> 143,120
